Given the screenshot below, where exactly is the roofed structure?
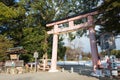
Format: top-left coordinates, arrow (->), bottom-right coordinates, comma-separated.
6,46 -> 25,54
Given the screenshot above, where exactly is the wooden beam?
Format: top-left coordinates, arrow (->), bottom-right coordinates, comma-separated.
47,22 -> 90,34
46,11 -> 98,27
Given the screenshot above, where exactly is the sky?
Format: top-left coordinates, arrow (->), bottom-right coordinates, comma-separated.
15,0 -> 19,2
63,35 -> 120,53
63,26 -> 120,53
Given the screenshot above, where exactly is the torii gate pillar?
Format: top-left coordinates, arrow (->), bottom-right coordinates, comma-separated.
88,16 -> 99,72
49,25 -> 59,72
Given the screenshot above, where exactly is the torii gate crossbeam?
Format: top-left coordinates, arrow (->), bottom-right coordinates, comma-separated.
46,11 -> 99,72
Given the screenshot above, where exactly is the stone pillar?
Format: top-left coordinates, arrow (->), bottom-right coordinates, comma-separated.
88,16 -> 99,72
49,25 -> 58,72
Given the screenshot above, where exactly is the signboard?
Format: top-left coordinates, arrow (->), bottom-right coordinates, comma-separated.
100,32 -> 116,50
34,51 -> 38,58
10,54 -> 18,60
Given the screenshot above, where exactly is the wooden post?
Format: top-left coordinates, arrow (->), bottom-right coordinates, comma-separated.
49,25 -> 59,72
88,15 -> 99,72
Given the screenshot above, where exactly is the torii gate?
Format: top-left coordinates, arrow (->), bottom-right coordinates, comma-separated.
46,10 -> 99,72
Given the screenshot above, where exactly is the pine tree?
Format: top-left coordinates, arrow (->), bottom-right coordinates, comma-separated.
97,0 -> 120,35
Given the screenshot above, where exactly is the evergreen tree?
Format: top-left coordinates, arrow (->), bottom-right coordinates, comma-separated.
0,2 -> 19,24
0,35 -> 14,61
0,0 -> 102,61
97,0 -> 120,35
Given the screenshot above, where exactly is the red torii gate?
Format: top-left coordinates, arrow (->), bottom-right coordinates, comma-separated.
46,10 -> 99,72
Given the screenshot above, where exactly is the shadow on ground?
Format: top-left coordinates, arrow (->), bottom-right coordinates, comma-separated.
59,65 -> 120,80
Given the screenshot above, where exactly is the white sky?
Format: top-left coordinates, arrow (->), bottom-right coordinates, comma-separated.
63,35 -> 120,53
63,26 -> 120,53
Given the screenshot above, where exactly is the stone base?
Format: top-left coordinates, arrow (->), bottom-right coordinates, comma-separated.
48,69 -> 59,72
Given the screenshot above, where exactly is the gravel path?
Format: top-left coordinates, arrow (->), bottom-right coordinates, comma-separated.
0,65 -> 118,80
0,71 -> 98,80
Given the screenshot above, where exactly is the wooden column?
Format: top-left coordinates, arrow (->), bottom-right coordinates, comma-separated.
49,25 -> 58,72
88,15 -> 99,72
